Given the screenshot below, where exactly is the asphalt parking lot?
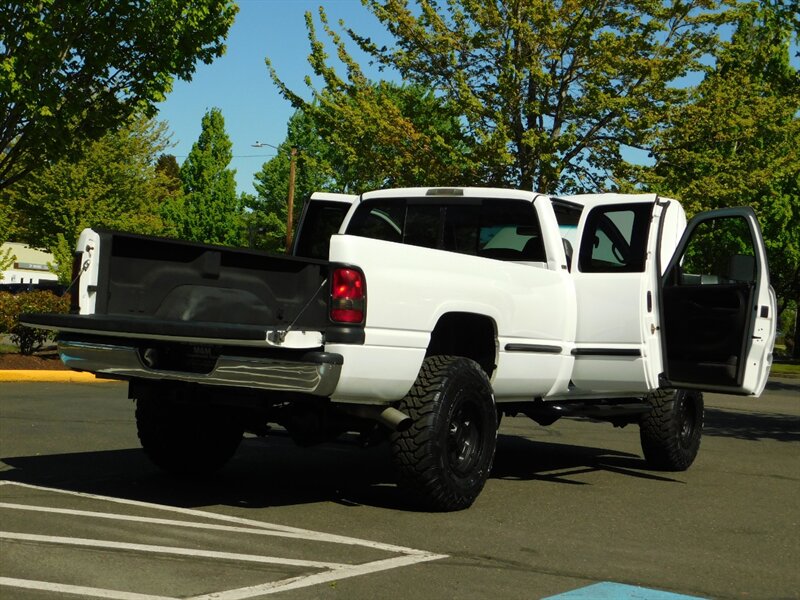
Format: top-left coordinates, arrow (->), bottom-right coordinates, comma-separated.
1,379 -> 798,599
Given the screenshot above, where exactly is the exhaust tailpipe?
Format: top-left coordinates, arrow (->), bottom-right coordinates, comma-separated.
379,407 -> 412,432
339,405 -> 413,432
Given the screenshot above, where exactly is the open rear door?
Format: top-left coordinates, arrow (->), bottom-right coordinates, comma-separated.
660,207 -> 776,397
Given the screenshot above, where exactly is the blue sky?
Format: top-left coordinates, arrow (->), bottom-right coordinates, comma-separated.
157,1 -> 799,197
156,0 -> 387,196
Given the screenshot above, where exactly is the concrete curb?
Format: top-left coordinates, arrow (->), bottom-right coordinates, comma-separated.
0,370 -> 116,383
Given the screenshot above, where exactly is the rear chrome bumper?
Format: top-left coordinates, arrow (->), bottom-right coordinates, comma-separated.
58,339 -> 342,396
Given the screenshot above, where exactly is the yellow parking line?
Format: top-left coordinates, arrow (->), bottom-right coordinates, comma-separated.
0,370 -> 116,382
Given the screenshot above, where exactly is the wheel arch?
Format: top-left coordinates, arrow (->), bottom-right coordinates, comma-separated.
426,312 -> 498,377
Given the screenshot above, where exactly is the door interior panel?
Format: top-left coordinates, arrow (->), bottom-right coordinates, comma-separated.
663,283 -> 753,386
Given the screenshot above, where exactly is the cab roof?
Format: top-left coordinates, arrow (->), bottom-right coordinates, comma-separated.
359,188 -> 672,208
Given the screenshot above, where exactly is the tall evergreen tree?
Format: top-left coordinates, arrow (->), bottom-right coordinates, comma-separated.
156,154 -> 182,195
164,108 -> 244,246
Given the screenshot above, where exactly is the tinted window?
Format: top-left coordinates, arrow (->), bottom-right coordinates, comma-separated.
442,203 -> 480,255
477,200 -> 545,261
579,203 -> 652,273
405,204 -> 442,249
346,199 -> 404,243
293,201 -> 352,260
346,197 -> 544,262
552,201 -> 583,247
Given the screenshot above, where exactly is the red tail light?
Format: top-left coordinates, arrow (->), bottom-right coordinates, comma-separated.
330,268 -> 365,323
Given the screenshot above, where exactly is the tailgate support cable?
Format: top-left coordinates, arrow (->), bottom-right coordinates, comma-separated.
64,244 -> 94,296
271,278 -> 328,345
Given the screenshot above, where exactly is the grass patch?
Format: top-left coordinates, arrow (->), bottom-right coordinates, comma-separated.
0,343 -> 18,354
770,361 -> 800,377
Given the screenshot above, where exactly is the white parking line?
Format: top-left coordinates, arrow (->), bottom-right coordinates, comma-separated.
0,481 -> 427,554
0,577 -> 173,600
0,481 -> 448,598
189,554 -> 446,600
1,531 -> 347,569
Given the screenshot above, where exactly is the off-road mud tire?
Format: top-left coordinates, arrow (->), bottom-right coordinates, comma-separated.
391,355 -> 497,511
640,389 -> 704,471
136,395 -> 244,476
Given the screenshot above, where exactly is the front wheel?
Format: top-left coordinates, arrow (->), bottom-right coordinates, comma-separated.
391,356 -> 497,511
639,389 -> 704,471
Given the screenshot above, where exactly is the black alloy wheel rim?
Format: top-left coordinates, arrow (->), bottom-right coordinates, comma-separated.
447,396 -> 482,477
678,395 -> 697,449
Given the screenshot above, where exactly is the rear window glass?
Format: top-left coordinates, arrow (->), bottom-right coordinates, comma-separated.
346,197 -> 545,262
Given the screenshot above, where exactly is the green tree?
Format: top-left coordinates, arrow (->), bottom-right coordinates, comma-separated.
0,0 -> 237,190
0,179 -> 17,268
0,244 -> 13,272
268,10 -> 478,190
269,1 -> 730,193
250,84 -> 468,251
642,2 -> 799,324
0,188 -> 17,266
1,115 -> 179,281
249,110 -> 335,252
321,81 -> 474,190
164,107 -> 245,246
156,154 -> 183,195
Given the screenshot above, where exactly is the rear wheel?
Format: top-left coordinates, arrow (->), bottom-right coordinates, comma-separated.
391,356 -> 497,511
136,393 -> 243,476
640,389 -> 703,471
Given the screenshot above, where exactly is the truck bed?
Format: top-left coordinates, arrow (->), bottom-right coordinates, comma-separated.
59,229 -> 331,336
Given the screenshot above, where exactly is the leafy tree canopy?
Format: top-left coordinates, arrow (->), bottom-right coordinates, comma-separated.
250,81 -> 470,250
0,0 -> 237,190
156,154 -> 183,194
1,115 -> 180,281
269,0 -> 732,194
268,22 -> 477,193
641,1 -> 799,315
163,107 -> 245,246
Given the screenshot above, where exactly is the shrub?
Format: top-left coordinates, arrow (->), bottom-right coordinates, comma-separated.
0,291 -> 70,355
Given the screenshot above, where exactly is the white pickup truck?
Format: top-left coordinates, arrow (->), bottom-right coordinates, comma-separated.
24,187 -> 776,511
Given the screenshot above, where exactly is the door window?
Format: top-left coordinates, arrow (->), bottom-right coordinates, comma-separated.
578,204 -> 652,273
668,216 -> 756,286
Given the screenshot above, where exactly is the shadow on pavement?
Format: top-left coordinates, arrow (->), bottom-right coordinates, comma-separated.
4,405 -> 795,512
492,434 -> 681,484
704,408 -> 800,442
0,430 -> 685,512
765,379 -> 800,393
0,434 -> 405,511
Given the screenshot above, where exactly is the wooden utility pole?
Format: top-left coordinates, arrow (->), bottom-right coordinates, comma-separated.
286,147 -> 297,252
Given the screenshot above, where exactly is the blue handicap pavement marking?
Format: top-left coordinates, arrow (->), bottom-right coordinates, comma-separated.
543,582 -> 707,600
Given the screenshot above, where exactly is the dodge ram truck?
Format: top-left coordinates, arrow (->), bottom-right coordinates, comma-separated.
23,187 -> 776,511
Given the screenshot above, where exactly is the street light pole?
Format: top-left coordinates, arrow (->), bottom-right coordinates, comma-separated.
286,147 -> 297,251
252,141 -> 298,253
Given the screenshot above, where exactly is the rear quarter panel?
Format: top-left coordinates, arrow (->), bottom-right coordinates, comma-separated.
326,234 -> 575,403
